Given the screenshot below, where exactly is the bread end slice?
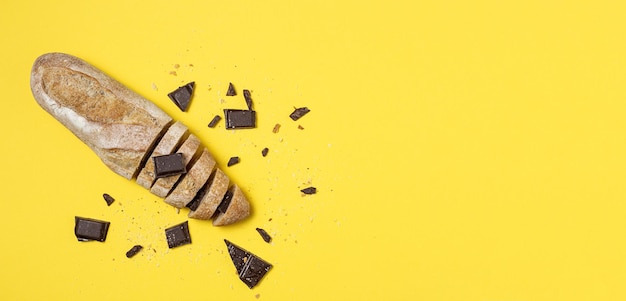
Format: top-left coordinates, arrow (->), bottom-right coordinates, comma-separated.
212,185 -> 251,226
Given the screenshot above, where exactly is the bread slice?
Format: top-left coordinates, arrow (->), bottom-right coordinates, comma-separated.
30,53 -> 172,179
212,185 -> 251,226
188,169 -> 230,220
136,121 -> 188,189
164,148 -> 216,208
151,134 -> 201,198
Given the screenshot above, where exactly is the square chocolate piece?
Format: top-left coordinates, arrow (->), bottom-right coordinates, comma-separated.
75,217 -> 110,242
224,109 -> 256,129
165,221 -> 192,248
153,153 -> 186,178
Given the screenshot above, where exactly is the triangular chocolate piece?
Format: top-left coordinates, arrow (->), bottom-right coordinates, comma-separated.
224,240 -> 273,288
168,82 -> 195,111
226,82 -> 236,96
225,239 -> 250,275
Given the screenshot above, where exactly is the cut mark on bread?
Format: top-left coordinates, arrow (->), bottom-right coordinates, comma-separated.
163,148 -> 216,208
187,168 -> 230,220
150,134 -> 202,198
212,184 -> 251,226
136,121 -> 189,189
132,120 -> 174,179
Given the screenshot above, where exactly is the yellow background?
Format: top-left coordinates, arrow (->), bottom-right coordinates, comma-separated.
1,0 -> 626,300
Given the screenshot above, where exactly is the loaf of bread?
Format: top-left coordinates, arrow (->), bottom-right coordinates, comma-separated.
30,53 -> 250,226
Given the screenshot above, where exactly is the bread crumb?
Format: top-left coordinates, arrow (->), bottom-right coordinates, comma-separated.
151,83 -> 158,91
169,71 -> 177,76
272,123 -> 281,133
173,64 -> 180,69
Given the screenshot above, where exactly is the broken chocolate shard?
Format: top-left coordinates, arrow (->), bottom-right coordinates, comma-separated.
289,107 -> 310,121
226,82 -> 236,96
224,109 -> 256,129
227,156 -> 240,167
165,221 -> 192,248
224,240 -> 273,289
168,82 -> 195,112
216,189 -> 233,214
75,216 -> 110,242
256,228 -> 272,243
243,89 -> 253,110
261,148 -> 269,157
186,193 -> 203,211
301,187 -> 317,195
153,153 -> 186,178
103,193 -> 115,206
208,115 -> 221,128
126,245 -> 143,258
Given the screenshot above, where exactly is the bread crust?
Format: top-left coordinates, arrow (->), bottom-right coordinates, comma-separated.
30,53 -> 171,179
164,148 -> 216,208
136,121 -> 188,189
188,169 -> 230,220
212,185 -> 251,226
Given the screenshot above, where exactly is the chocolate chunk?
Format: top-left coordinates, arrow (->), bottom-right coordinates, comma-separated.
102,193 -> 115,206
165,221 -> 192,248
301,187 -> 317,195
225,240 -> 273,289
168,82 -> 195,112
208,115 -> 222,128
153,153 -> 186,178
216,189 -> 233,214
261,148 -> 269,157
243,89 -> 253,110
226,82 -> 236,96
126,245 -> 143,258
186,192 -> 203,211
289,107 -> 310,121
272,123 -> 281,133
256,228 -> 272,243
224,109 -> 256,129
297,125 -> 304,130
74,217 -> 110,242
227,156 -> 240,167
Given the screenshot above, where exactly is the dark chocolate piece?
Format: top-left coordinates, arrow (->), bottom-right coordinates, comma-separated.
153,153 -> 186,178
226,82 -> 236,96
165,221 -> 192,248
216,189 -> 233,214
272,124 -> 281,133
186,192 -> 203,211
256,228 -> 272,243
225,240 -> 273,289
301,187 -> 317,195
74,216 -> 110,242
208,115 -> 222,128
261,148 -> 269,157
243,89 -> 253,110
102,193 -> 115,206
224,109 -> 256,129
167,82 -> 195,112
289,107 -> 310,121
227,156 -> 240,167
126,245 -> 143,258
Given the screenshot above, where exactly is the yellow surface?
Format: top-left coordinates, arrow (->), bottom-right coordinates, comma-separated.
1,0 -> 626,300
